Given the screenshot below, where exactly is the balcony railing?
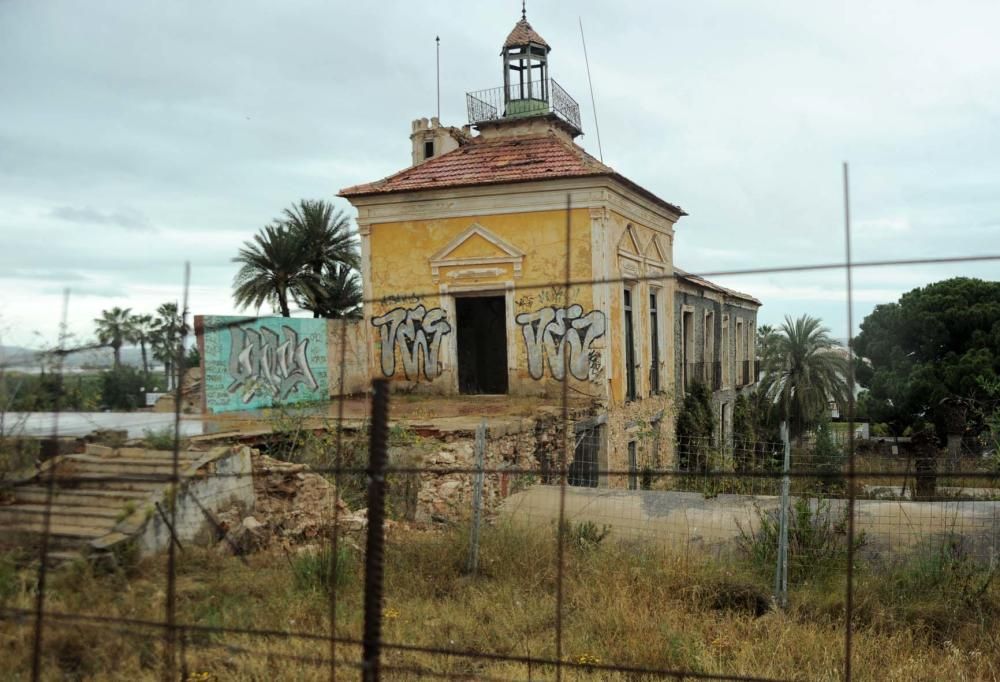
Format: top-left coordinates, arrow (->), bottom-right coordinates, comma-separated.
684,361 -> 722,391
466,78 -> 582,132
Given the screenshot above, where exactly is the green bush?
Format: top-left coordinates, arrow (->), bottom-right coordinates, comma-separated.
811,418 -> 845,493
560,520 -> 611,552
291,545 -> 354,595
675,382 -> 714,472
142,427 -> 177,450
100,367 -> 145,411
739,496 -> 864,584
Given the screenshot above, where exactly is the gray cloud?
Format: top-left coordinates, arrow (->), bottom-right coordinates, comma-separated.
0,0 -> 997,345
49,205 -> 152,231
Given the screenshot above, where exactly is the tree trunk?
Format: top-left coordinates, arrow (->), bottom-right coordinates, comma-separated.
140,339 -> 149,382
112,343 -> 121,369
279,290 -> 291,317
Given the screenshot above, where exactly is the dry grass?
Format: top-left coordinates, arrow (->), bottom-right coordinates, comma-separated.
0,522 -> 998,681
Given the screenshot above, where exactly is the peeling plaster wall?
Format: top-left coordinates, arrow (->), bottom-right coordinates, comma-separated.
365,206 -> 601,398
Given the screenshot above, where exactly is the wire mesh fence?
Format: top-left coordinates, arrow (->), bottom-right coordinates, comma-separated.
1,191 -> 999,680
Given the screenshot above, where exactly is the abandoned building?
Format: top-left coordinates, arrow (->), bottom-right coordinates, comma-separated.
196,11 -> 761,488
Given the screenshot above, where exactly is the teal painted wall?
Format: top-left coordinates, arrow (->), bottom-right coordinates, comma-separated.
201,315 -> 329,413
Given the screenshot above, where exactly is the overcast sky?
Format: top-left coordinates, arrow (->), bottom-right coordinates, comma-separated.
1,0 -> 998,347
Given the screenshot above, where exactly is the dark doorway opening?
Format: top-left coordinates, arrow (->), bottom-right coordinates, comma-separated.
456,295 -> 508,394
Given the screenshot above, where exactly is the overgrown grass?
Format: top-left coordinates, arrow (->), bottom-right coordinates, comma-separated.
0,524 -> 998,679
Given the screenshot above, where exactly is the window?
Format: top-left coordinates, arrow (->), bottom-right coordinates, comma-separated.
704,310 -> 715,388
721,315 -> 730,389
682,309 -> 694,391
627,441 -> 638,490
649,291 -> 660,393
423,140 -> 434,160
624,288 -> 636,401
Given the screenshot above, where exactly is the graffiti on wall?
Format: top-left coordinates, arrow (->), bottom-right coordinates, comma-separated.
515,305 -> 606,381
202,316 -> 329,413
372,306 -> 451,380
227,326 -> 318,402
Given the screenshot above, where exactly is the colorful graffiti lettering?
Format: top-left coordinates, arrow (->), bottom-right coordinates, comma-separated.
227,325 -> 319,403
372,306 -> 452,380
515,305 -> 606,381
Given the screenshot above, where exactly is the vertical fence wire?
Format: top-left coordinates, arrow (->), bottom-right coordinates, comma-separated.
29,288 -> 69,682
554,192 -> 572,680
842,162 -> 857,682
329,313 -> 350,681
362,379 -> 389,681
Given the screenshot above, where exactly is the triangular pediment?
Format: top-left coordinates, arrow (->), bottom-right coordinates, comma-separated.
429,223 -> 525,282
617,224 -> 642,256
643,233 -> 667,264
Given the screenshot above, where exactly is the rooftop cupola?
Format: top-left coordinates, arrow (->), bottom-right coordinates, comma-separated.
466,7 -> 582,136
502,10 -> 550,116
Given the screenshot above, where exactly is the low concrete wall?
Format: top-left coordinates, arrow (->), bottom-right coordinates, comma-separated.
501,486 -> 1000,562
137,448 -> 255,555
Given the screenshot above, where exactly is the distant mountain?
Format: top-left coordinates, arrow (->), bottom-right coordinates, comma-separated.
1,344 -> 150,370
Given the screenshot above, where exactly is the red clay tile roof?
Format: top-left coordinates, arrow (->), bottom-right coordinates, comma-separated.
504,18 -> 549,50
339,131 -> 685,216
674,267 -> 762,306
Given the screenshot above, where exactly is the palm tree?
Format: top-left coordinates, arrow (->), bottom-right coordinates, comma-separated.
232,223 -> 311,317
125,313 -> 156,382
151,302 -> 187,390
94,307 -> 132,369
284,200 -> 358,271
761,315 -> 849,441
295,262 -> 363,319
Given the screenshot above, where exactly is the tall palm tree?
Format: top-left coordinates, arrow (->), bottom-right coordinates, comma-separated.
761,315 -> 849,440
295,262 -> 363,319
125,313 -> 156,382
232,223 -> 311,317
151,302 -> 187,390
94,307 -> 132,369
284,200 -> 358,271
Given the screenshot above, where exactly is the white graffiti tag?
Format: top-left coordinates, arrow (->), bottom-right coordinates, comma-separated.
227,326 -> 319,403
372,306 -> 452,380
515,305 -> 606,381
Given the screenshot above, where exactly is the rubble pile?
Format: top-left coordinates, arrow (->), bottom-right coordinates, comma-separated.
215,451 -> 369,555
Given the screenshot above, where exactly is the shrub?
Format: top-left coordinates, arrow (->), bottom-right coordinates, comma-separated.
676,382 -> 714,472
560,519 -> 611,552
291,545 -> 354,595
142,426 -> 177,450
739,496 -> 864,584
100,367 -> 145,411
811,418 -> 845,493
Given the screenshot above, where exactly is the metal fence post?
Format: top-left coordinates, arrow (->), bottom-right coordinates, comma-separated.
362,380 -> 389,682
467,419 -> 486,574
776,421 -> 791,609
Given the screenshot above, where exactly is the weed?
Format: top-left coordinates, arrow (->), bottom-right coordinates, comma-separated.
291,545 -> 354,595
142,426 -> 177,450
738,496 -> 865,583
560,519 -> 611,551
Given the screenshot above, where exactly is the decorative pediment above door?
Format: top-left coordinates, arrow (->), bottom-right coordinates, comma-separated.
429,223 -> 525,283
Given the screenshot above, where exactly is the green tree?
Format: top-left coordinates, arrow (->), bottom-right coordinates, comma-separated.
853,277 -> 1000,437
100,366 -> 145,411
151,302 -> 187,390
675,381 -> 714,472
232,223 -> 311,317
94,307 -> 132,369
125,313 -> 156,382
296,262 -> 363,319
761,315 -> 849,441
233,200 -> 361,319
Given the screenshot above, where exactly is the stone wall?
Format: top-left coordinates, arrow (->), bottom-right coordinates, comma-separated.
673,283 -> 759,452
401,413 -> 572,523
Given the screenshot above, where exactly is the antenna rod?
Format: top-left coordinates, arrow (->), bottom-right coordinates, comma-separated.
436,36 -> 441,120
579,17 -> 604,162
